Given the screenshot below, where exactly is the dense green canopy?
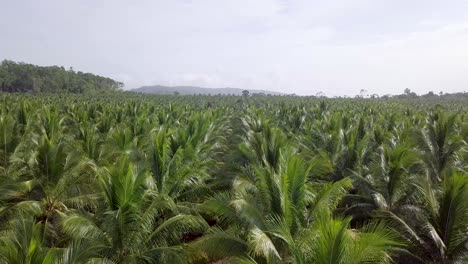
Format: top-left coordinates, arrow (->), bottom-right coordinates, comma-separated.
0,60 -> 123,93
0,92 -> 467,263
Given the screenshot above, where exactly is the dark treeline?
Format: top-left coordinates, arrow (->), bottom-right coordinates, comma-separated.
0,60 -> 123,93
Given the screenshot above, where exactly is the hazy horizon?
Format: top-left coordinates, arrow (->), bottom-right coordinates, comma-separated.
2,1 -> 468,96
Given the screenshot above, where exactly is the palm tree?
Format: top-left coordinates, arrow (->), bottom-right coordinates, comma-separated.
414,111 -> 463,182
412,171 -> 468,263
61,156 -> 209,263
3,126 -> 97,246
0,113 -> 20,175
0,213 -> 48,264
289,215 -> 403,264
344,143 -> 426,262
196,141 -> 404,263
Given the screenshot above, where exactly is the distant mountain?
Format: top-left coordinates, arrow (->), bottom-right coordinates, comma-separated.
130,85 -> 284,96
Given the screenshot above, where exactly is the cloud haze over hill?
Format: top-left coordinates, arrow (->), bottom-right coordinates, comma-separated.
1,0 -> 468,96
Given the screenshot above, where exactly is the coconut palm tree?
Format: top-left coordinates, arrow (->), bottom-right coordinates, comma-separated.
0,213 -> 49,264
196,127 -> 404,264
414,111 -> 464,182
62,156 -> 210,263
195,161 -> 404,263
412,171 -> 468,263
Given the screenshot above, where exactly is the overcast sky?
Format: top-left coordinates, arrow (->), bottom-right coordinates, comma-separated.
2,1 -> 468,96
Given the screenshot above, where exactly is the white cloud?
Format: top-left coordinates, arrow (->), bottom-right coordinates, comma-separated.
1,0 -> 468,95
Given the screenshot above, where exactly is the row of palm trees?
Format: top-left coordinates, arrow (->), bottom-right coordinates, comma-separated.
0,94 -> 467,263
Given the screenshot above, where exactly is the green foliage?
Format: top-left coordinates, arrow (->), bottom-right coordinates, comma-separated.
0,60 -> 122,93
0,93 -> 467,263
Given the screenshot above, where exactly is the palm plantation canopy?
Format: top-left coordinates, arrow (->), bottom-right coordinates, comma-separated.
0,92 -> 467,264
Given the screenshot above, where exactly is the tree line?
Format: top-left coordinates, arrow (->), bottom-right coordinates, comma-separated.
0,60 -> 123,93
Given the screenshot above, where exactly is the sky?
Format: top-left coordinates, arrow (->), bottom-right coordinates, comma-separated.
1,1 -> 468,96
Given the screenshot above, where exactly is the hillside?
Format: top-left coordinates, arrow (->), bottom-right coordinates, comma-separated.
0,60 -> 123,93
131,85 -> 284,95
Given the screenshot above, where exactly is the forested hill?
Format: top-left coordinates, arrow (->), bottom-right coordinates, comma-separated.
0,60 -> 123,93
